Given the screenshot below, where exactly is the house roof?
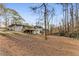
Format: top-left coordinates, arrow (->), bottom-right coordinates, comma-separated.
8,24 -> 25,27
8,24 -> 34,28
23,26 -> 36,31
34,26 -> 43,29
8,24 -> 43,31
24,28 -> 35,31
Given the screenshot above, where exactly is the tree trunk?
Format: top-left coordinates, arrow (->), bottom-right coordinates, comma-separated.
43,3 -> 47,40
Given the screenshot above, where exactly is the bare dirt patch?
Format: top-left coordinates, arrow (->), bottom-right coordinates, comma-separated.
0,32 -> 79,56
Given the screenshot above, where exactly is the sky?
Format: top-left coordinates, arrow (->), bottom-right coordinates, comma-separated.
5,3 -> 63,26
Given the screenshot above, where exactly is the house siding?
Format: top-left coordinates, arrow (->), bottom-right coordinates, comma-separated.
9,25 -> 23,32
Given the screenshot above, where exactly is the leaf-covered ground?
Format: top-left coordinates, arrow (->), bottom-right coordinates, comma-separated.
0,31 -> 79,56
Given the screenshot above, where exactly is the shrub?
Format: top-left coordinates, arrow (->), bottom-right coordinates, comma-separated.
69,32 -> 79,38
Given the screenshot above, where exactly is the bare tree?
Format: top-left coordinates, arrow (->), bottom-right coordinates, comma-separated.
75,3 -> 79,38
70,3 -> 74,33
61,3 -> 67,32
0,4 -> 5,15
47,8 -> 55,35
75,4 -> 79,30
60,3 -> 68,33
31,3 -> 49,40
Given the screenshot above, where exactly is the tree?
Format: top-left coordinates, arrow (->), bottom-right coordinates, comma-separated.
0,4 -> 24,29
70,3 -> 74,32
60,3 -> 66,32
60,3 -> 67,32
75,3 -> 79,38
0,4 -> 5,27
31,3 -> 49,40
60,3 -> 70,33
75,4 -> 79,30
31,3 -> 55,40
3,8 -> 25,28
0,4 -> 5,16
64,3 -> 69,32
47,8 -> 55,35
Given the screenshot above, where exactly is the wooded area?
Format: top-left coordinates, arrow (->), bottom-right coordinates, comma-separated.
0,3 -> 79,56
57,4 -> 79,39
0,3 -> 79,40
31,3 -> 79,39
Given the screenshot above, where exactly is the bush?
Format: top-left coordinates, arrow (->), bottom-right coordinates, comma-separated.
53,31 -> 65,36
59,32 -> 65,36
69,32 -> 79,38
52,31 -> 79,39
